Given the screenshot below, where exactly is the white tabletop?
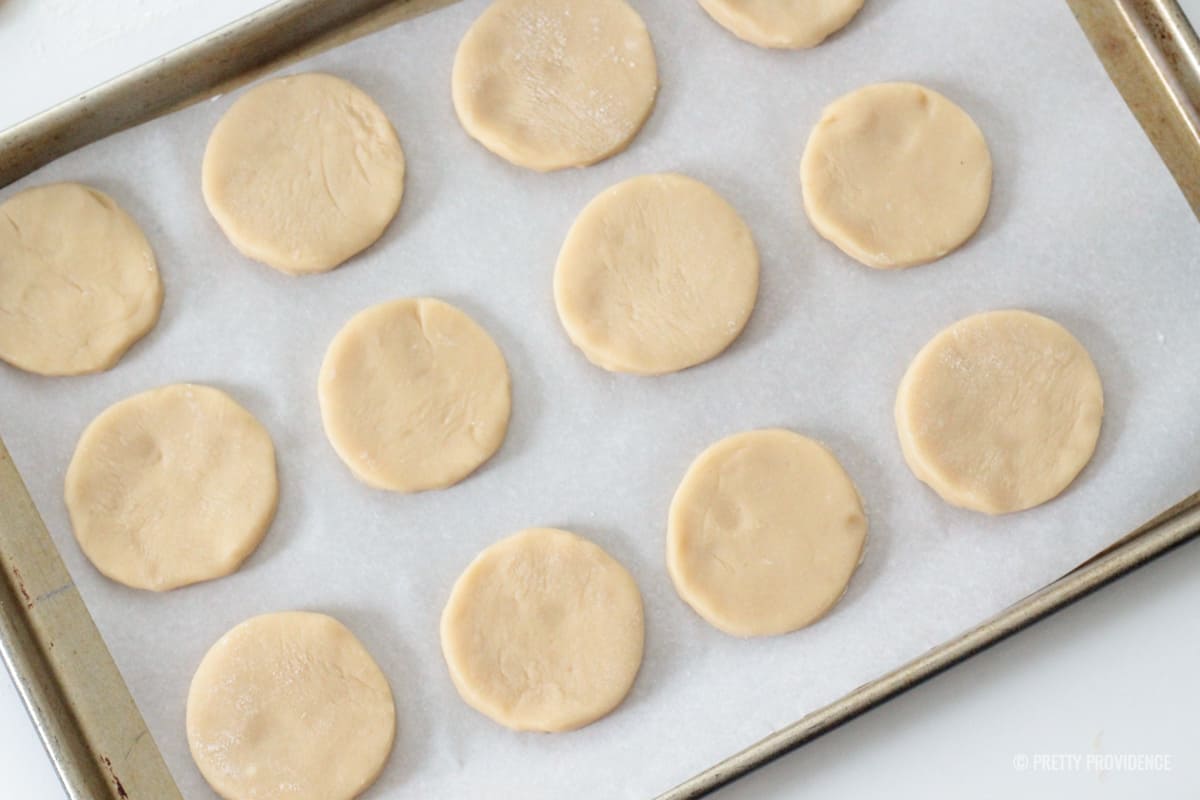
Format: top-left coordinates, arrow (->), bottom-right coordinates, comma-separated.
3,2 -> 1199,797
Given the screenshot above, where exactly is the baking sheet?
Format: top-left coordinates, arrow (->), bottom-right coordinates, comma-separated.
2,0 -> 1199,796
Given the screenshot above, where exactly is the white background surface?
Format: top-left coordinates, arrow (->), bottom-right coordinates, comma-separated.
1,1 -> 1198,798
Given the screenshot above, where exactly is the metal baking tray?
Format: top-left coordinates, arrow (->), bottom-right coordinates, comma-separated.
1,1 -> 1197,797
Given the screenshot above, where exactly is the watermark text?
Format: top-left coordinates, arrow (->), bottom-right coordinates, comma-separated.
1012,752 -> 1173,773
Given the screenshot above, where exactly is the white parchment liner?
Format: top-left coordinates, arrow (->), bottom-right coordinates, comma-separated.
2,1 -> 1198,796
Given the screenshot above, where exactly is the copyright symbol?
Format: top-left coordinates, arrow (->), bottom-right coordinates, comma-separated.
1013,754 -> 1029,771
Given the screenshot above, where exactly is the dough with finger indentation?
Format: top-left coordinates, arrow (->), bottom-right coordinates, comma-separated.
441,527 -> 644,732
895,309 -> 1104,514
0,182 -> 162,376
187,612 -> 395,800
801,82 -> 992,269
202,72 -> 405,275
554,173 -> 759,375
668,429 -> 867,637
319,298 -> 511,493
65,384 -> 277,591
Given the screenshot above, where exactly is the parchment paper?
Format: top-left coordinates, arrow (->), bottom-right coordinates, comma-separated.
2,1 -> 1199,797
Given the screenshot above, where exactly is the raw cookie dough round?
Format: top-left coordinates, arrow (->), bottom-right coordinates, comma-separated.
319,298 -> 511,493
202,72 -> 405,275
452,0 -> 658,171
554,173 -> 759,375
187,612 -> 395,800
668,429 -> 868,637
698,0 -> 865,49
801,82 -> 992,269
441,528 -> 644,732
65,384 -> 277,591
895,310 -> 1104,514
0,183 -> 162,376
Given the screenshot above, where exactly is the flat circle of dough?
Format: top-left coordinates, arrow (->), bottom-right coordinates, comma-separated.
202,72 -> 405,275
319,298 -> 511,493
65,384 -> 278,591
667,429 -> 867,637
441,527 -> 644,732
698,0 -> 865,49
0,183 -> 162,376
187,612 -> 395,800
452,0 -> 658,171
554,173 -> 759,375
895,310 -> 1104,514
801,82 -> 992,269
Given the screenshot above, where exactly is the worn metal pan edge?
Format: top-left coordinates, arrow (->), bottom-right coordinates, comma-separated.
658,491 -> 1200,799
1066,0 -> 1200,217
0,0 -> 455,189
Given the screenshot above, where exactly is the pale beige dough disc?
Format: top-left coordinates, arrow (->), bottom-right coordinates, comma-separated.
801,82 -> 992,269
698,0 -> 865,49
319,298 -> 511,493
895,310 -> 1104,514
441,527 -> 644,732
554,173 -> 759,375
668,429 -> 868,637
202,72 -> 405,275
187,612 -> 395,800
452,0 -> 658,171
0,183 -> 162,376
65,384 -> 277,591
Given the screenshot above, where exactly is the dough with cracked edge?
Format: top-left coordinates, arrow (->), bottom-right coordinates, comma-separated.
187,612 -> 395,800
895,310 -> 1104,514
0,183 -> 161,376
801,82 -> 992,269
452,0 -> 658,171
65,384 -> 277,592
698,0 -> 865,49
441,527 -> 644,732
554,173 -> 759,375
202,72 -> 405,275
668,429 -> 867,637
319,298 -> 511,493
